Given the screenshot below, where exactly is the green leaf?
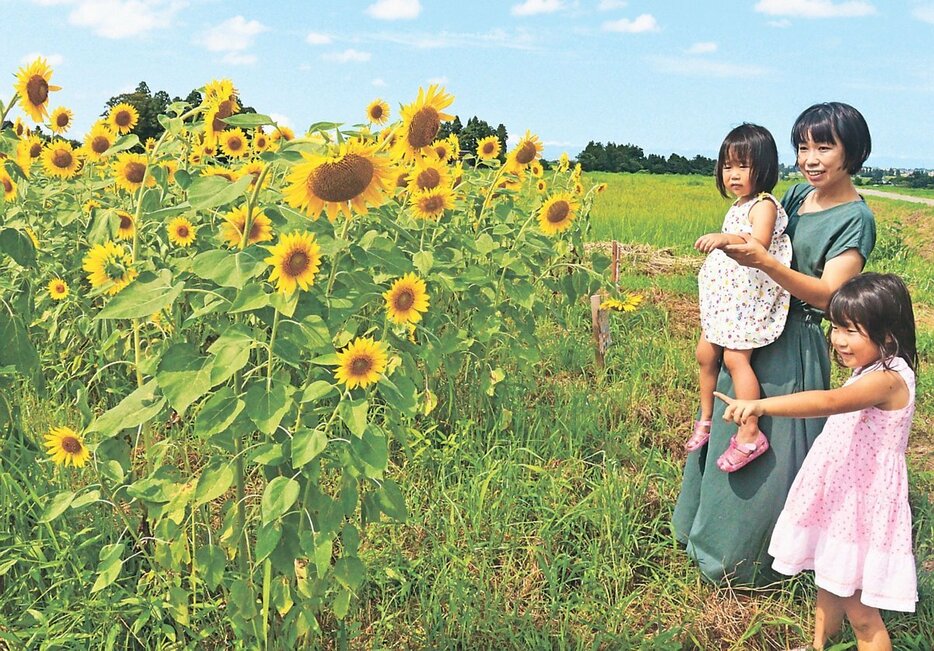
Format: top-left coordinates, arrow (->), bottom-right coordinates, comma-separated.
145,201 -> 191,221
332,588 -> 351,619
412,250 -> 433,275
261,477 -> 300,523
353,427 -> 388,476
229,283 -> 271,313
300,380 -> 337,403
155,344 -> 215,415
91,543 -> 125,593
475,233 -> 496,255
103,134 -> 140,156
255,521 -> 282,562
191,248 -> 267,289
70,489 -> 101,510
195,544 -> 225,590
0,310 -> 41,385
377,375 -> 418,416
95,269 -> 184,320
187,173 -> 252,210
337,398 -> 368,437
193,387 -> 244,440
0,228 -> 37,267
244,381 -> 291,435
39,491 -> 75,523
306,121 -> 343,133
87,379 -> 166,438
222,113 -> 275,128
194,459 -> 234,506
292,428 -> 328,468
377,479 -> 407,522
313,534 -> 332,578
334,556 -> 366,591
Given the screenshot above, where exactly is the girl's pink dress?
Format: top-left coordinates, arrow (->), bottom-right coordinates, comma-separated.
768,357 -> 917,611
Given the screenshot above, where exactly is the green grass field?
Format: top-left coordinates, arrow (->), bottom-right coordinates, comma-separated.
3,172 -> 931,649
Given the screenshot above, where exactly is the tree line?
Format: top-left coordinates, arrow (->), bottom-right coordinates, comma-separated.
575,141 -> 716,175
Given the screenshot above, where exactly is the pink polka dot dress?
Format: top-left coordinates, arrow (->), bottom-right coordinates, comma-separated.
768,357 -> 918,611
698,193 -> 792,349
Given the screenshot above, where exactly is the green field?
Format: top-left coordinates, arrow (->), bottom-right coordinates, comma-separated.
3,172 -> 931,649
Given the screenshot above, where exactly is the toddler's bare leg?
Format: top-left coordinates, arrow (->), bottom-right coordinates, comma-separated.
812,588 -> 845,649
695,335 -> 721,422
722,348 -> 760,445
841,592 -> 891,651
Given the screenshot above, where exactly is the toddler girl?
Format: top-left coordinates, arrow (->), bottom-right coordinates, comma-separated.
686,123 -> 792,472
717,273 -> 919,650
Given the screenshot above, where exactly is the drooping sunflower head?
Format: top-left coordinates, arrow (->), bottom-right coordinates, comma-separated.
44,426 -> 90,467
167,216 -> 197,247
41,141 -> 81,179
203,79 -> 239,107
508,130 -> 543,168
558,152 -> 570,172
392,85 -> 454,162
238,161 -> 268,190
49,106 -> 73,134
264,231 -> 323,294
200,165 -> 237,183
574,180 -> 584,196
48,278 -> 69,300
284,138 -> 392,222
83,121 -> 117,162
82,240 -> 137,295
221,127 -> 249,158
108,102 -> 139,135
407,156 -> 450,195
270,125 -> 295,143
14,57 -> 62,123
114,210 -> 136,240
366,98 -> 390,125
203,97 -> 240,144
476,135 -> 501,161
1,170 -> 17,202
538,192 -> 580,236
83,199 -> 102,213
220,205 -> 274,248
112,152 -> 150,193
335,337 -> 389,390
383,273 -> 429,325
595,182 -> 608,194
411,186 -> 454,220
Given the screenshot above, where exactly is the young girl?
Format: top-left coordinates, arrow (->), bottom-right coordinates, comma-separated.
717,273 -> 918,650
686,123 -> 792,472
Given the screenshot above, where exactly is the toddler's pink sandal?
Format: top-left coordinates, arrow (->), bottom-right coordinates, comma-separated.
716,430 -> 769,472
685,420 -> 712,452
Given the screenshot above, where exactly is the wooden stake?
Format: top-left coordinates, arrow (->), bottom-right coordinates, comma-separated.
590,294 -> 611,368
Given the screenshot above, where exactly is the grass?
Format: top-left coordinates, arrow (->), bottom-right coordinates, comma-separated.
860,185 -> 934,200
2,172 -> 931,649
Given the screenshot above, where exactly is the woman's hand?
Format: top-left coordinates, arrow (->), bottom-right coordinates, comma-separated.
722,233 -> 772,270
694,233 -> 730,253
714,391 -> 765,423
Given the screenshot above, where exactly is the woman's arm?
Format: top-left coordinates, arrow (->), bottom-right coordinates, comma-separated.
714,369 -> 908,423
722,241 -> 864,310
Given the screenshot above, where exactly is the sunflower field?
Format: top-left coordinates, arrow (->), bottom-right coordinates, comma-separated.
0,59 -> 616,646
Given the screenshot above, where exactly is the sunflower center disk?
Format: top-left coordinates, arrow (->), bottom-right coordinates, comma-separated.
176,226 -> 189,238
394,289 -> 415,311
119,214 -> 133,230
52,150 -> 73,168
287,251 -> 309,275
547,201 -> 570,224
515,142 -> 537,165
56,113 -> 69,127
417,168 -> 441,191
29,144 -> 42,158
228,137 -> 243,151
125,162 -> 146,184
115,111 -> 132,127
309,155 -> 375,202
482,143 -> 496,155
26,75 -> 49,105
1,178 -> 12,193
91,136 -> 110,154
350,356 -> 373,375
408,108 -> 440,149
422,196 -> 444,213
213,101 -> 234,132
60,436 -> 82,454
370,107 -> 384,120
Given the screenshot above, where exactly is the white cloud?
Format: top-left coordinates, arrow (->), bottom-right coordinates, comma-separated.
768,18 -> 792,27
305,31 -> 332,45
221,52 -> 256,66
427,75 -> 449,85
268,113 -> 292,129
20,52 -> 65,66
686,41 -> 717,54
371,28 -> 537,50
602,13 -> 659,33
322,48 -> 372,63
372,78 -> 387,87
200,15 -> 267,53
913,5 -> 934,24
597,0 -> 627,10
511,0 -> 564,16
365,0 -> 421,20
64,0 -> 187,39
650,56 -> 769,78
754,0 -> 875,18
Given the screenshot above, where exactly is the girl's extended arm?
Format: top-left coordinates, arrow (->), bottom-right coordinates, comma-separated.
694,232 -> 746,253
714,369 -> 908,423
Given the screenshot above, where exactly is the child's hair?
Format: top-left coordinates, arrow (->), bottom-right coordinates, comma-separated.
715,123 -> 779,199
827,272 -> 918,372
792,102 -> 871,174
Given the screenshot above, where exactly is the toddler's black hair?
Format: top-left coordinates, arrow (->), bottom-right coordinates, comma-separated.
715,123 -> 779,199
827,272 -> 918,372
792,102 -> 871,175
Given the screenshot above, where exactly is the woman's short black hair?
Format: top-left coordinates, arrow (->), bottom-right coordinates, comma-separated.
827,272 -> 918,372
715,123 -> 779,199
792,102 -> 871,174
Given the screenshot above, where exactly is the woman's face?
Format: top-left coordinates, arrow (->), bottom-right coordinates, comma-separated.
797,134 -> 849,191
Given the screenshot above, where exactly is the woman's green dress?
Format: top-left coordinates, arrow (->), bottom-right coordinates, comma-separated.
672,183 -> 876,586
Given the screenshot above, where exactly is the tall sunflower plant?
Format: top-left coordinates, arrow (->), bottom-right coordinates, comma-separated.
0,65 -> 613,645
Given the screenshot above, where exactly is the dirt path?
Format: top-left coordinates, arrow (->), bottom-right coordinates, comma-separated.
859,188 -> 934,206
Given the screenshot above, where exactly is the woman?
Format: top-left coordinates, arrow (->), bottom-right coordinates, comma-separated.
672,102 -> 876,586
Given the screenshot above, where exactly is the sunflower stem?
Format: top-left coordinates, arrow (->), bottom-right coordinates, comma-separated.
262,557 -> 272,648
266,309 -> 281,391
240,163 -> 275,251
0,93 -> 19,126
476,164 -> 507,232
326,218 -> 352,295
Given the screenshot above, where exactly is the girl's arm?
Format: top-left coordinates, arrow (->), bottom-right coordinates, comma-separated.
714,369 -> 908,423
748,199 -> 776,249
694,232 -> 746,253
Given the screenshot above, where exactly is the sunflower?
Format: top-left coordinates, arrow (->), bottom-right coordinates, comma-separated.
41,141 -> 81,178
204,79 -> 238,105
595,182 -> 608,194
432,134 -> 459,162
48,278 -> 69,300
284,138 -> 392,222
411,186 -> 454,220
392,85 -> 454,162
220,205 -> 273,248
366,99 -> 390,125
238,161 -> 268,190
0,170 -> 16,202
144,137 -> 157,152
44,426 -> 90,468
407,156 -> 450,194
271,125 -> 295,143
14,58 -> 61,123
13,117 -> 29,138
264,231 -> 323,294
573,181 -> 584,195
507,131 -> 543,168
82,122 -> 116,162
108,103 -> 139,134
383,273 -> 429,324
199,141 -> 218,158
529,161 -> 543,178
203,96 -> 240,144
187,150 -> 203,166
538,192 -> 579,235
221,128 -> 249,158
83,199 -> 102,213
112,152 -> 150,193
476,135 -> 501,161
252,130 -> 272,153
334,337 -> 388,390
601,294 -> 643,312
200,165 -> 237,182
536,179 -> 547,194
49,106 -> 73,134
557,152 -> 570,172
82,240 -> 137,295
167,216 -> 197,247
25,228 -> 39,249
160,159 -> 178,183
114,210 -> 136,240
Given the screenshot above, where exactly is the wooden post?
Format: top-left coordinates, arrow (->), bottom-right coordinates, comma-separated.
590,294 -> 611,367
611,240 -> 620,288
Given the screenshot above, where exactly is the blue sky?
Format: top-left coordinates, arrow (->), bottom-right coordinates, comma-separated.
4,0 -> 934,168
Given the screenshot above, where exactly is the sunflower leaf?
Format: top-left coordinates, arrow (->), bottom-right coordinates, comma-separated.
261,477 -> 300,524
292,428 -> 328,468
39,491 -> 75,523
193,387 -> 244,440
187,174 -> 252,210
95,269 -> 184,320
221,113 -> 275,129
0,228 -> 37,268
91,543 -> 125,593
337,398 -> 368,438
191,249 -> 267,289
87,379 -> 166,437
376,479 -> 407,522
244,381 -> 292,435
103,134 -> 140,156
194,459 -> 235,506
